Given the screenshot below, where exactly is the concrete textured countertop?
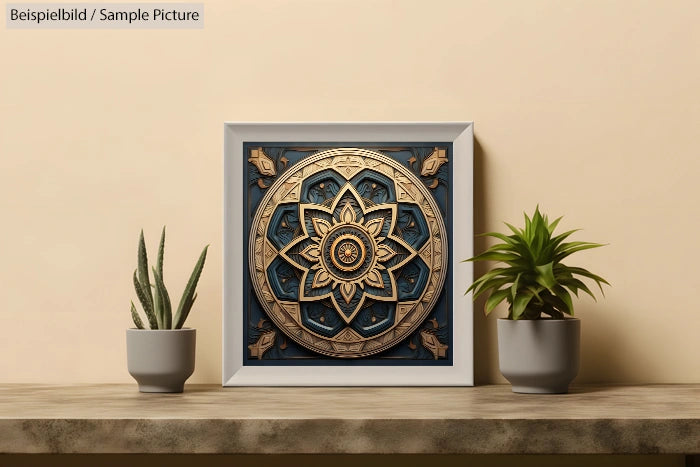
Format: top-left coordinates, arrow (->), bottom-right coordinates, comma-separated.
0,384 -> 698,454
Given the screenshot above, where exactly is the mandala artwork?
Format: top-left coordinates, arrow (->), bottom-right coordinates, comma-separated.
245,145 -> 452,362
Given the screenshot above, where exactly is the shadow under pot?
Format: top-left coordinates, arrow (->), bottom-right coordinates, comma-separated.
126,328 -> 196,393
497,318 -> 580,394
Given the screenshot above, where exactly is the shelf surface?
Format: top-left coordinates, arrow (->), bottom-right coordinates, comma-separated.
0,384 -> 698,454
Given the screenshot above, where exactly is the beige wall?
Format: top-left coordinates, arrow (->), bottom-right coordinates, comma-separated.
1,0 -> 698,384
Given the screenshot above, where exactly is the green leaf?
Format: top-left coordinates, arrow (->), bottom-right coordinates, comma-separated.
137,230 -> 153,311
130,301 -> 144,329
566,266 -> 610,295
552,285 -> 573,315
550,229 -> 581,251
554,242 -> 606,262
535,262 -> 557,290
512,290 -> 535,319
548,216 -> 563,235
489,237 -> 533,260
157,226 -> 166,280
481,231 -> 517,245
510,272 -> 522,302
539,294 -> 566,319
485,288 -> 511,315
470,275 -> 514,301
133,270 -> 157,329
480,243 -> 519,254
466,251 -> 521,263
525,285 -> 545,304
152,276 -> 163,329
152,267 -> 172,329
524,211 -> 532,242
465,267 -> 516,294
176,293 -> 197,330
561,277 -> 596,300
503,222 -> 522,236
174,245 -> 208,329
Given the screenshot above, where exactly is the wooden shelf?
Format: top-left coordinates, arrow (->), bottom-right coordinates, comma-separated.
1,384 -> 698,454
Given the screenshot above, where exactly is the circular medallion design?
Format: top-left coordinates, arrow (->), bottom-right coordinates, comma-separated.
249,148 -> 448,358
336,240 -> 359,265
325,227 -> 372,277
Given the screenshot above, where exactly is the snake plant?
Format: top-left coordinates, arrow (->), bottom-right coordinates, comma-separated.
464,207 -> 609,320
130,227 -> 208,329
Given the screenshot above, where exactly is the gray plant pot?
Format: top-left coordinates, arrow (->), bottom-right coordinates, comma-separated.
126,328 -> 196,393
497,318 -> 580,394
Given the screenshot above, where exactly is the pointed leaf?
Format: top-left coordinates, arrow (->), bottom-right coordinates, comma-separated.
340,282 -> 356,304
561,277 -> 596,300
175,293 -> 197,330
552,285 -> 573,315
480,243 -> 519,254
469,275 -> 514,301
137,230 -> 153,310
152,267 -> 172,329
300,244 -> 321,262
312,269 -> 332,288
477,231 -> 516,243
535,262 -> 557,290
550,229 -> 581,250
548,216 -> 563,234
133,270 -> 157,329
465,267 -> 521,295
157,226 -> 166,279
364,218 -> 385,237
510,272 -> 522,302
512,290 -> 535,319
566,266 -> 610,295
151,272 -> 163,329
485,288 -> 511,315
340,202 -> 356,223
364,268 -> 384,288
555,241 -> 599,253
503,222 -> 522,236
174,245 -> 208,329
554,242 -> 606,262
525,285 -> 545,304
540,293 -> 567,318
312,218 -> 331,237
524,211 -> 532,241
376,244 -> 396,262
466,251 -> 521,263
130,301 -> 144,329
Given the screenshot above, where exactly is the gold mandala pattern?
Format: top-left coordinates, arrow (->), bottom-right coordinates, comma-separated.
249,148 -> 448,358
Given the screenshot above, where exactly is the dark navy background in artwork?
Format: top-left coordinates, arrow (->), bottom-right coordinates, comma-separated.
242,142 -> 453,366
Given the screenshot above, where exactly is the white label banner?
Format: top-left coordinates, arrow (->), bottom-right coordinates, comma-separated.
6,3 -> 204,29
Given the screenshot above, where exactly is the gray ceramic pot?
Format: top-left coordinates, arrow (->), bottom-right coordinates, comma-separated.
126,328 -> 196,393
497,318 -> 580,394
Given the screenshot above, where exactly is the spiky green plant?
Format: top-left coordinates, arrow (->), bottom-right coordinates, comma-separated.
464,207 -> 609,320
131,227 -> 208,329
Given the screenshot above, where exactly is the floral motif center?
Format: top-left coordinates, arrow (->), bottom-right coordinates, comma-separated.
332,237 -> 363,268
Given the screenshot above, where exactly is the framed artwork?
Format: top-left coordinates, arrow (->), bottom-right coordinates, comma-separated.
223,122 -> 473,385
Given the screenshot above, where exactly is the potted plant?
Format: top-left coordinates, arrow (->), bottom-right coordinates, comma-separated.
127,227 -> 208,393
465,207 -> 609,393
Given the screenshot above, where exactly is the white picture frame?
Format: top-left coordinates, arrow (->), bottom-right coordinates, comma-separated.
223,122 -> 474,386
